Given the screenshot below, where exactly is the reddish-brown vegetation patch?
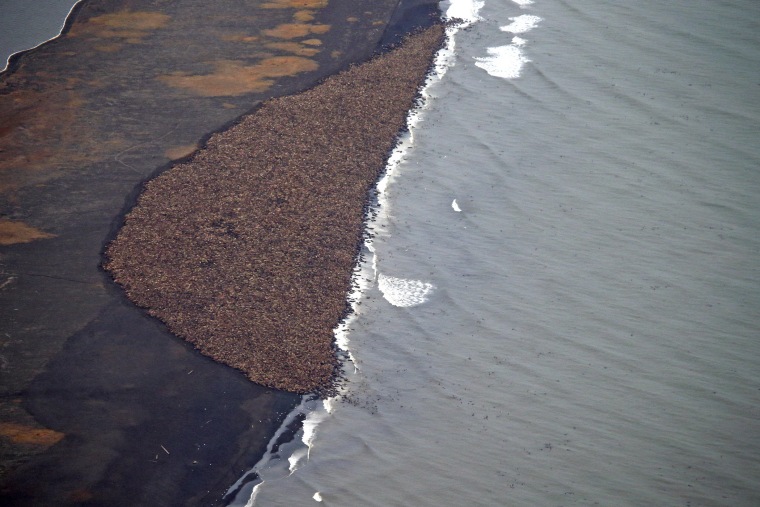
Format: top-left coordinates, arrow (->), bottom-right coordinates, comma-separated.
0,219 -> 56,245
0,423 -> 64,447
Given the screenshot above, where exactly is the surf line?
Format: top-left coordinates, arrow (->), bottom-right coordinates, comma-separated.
224,2 -> 487,505
369,0 -> 485,308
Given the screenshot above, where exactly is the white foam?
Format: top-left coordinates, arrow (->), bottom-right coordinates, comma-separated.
501,14 -> 542,34
445,0 -> 485,25
302,403 -> 330,459
511,0 -> 534,6
287,448 -> 307,474
474,45 -> 531,79
452,199 -> 462,212
473,10 -> 541,80
313,492 -> 323,502
512,36 -> 527,46
246,482 -> 264,507
323,396 -> 337,415
333,257 -> 369,375
378,274 -> 435,307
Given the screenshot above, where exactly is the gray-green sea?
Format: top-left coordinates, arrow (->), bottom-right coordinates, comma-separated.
242,0 -> 760,505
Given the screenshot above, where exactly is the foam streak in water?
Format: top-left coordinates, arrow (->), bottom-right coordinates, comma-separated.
501,14 -> 542,33
446,0 -> 485,25
378,274 -> 436,307
474,45 -> 531,79
474,9 -> 541,79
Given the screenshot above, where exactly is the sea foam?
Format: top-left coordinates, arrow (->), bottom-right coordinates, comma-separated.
501,14 -> 542,33
474,9 -> 541,79
474,45 -> 531,79
446,0 -> 485,24
378,274 -> 436,307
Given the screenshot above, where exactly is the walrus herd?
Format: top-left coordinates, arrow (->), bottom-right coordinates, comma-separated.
104,24 -> 446,394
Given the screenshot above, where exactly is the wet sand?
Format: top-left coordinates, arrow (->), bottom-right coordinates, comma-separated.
0,0 -> 440,504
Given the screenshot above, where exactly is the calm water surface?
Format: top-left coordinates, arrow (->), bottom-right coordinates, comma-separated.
245,0 -> 760,505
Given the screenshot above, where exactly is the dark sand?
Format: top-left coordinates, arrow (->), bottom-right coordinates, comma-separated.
104,24 -> 446,394
0,0 -> 440,503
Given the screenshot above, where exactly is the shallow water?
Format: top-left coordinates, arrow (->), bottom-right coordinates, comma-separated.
0,0 -> 80,70
246,0 -> 760,505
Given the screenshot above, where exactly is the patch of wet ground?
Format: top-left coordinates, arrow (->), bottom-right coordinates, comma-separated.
0,0 -> 440,504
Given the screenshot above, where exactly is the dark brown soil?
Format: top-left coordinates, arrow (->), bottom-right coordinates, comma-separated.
104,24 -> 446,394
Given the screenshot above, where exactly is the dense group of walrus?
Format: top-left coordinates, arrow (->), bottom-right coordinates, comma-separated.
104,24 -> 446,394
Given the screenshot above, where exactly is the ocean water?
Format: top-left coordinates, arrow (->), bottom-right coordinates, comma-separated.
0,0 -> 81,71
238,0 -> 760,505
